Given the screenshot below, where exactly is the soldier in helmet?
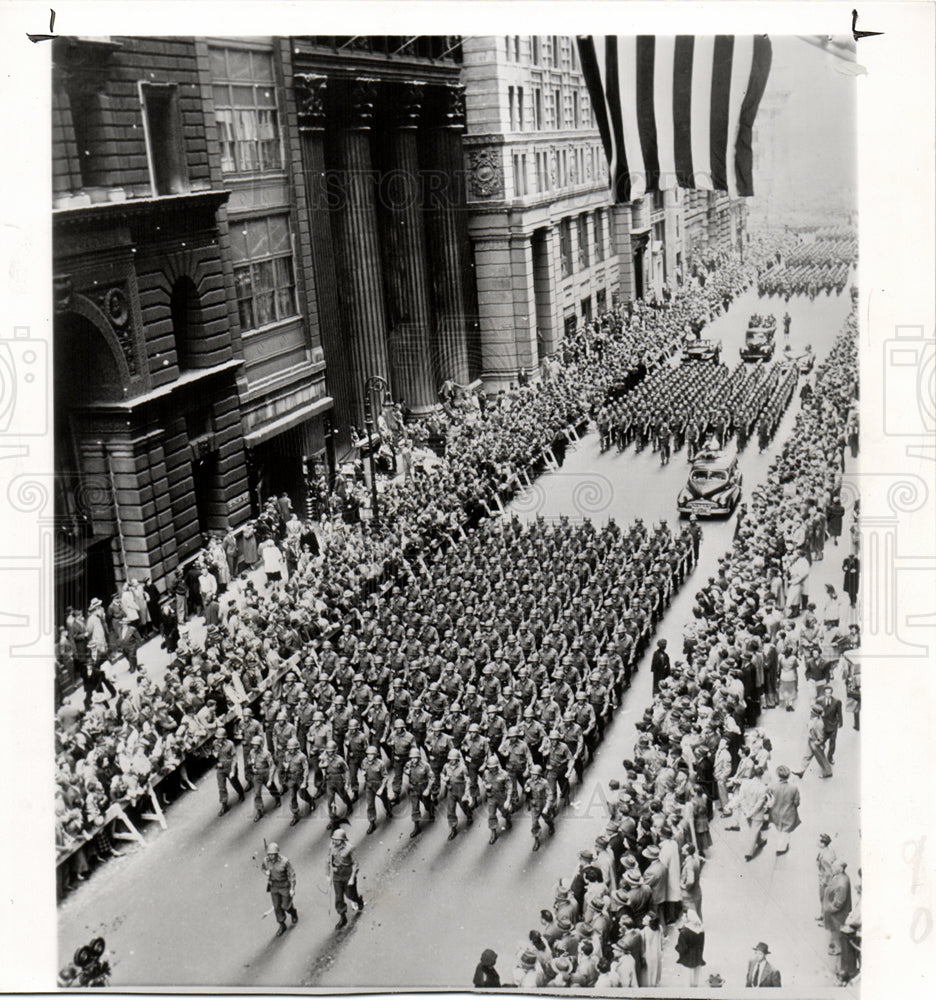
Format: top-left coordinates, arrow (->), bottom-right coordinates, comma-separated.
327,828 -> 364,930
320,739 -> 353,827
246,734 -> 281,821
344,718 -> 368,798
387,717 -> 416,805
261,842 -> 297,937
282,736 -> 311,826
498,726 -> 532,813
484,754 -> 512,845
213,726 -> 245,817
403,745 -> 434,838
425,718 -> 454,789
439,747 -> 473,840
361,745 -> 392,834
463,722 -> 490,807
540,728 -> 574,809
525,763 -> 554,850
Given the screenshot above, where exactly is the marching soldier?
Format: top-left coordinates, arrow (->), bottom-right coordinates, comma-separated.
403,745 -> 435,838
319,740 -> 354,827
261,842 -> 297,937
463,722 -> 490,807
561,711 -> 586,782
525,763 -> 554,851
425,718 -> 454,789
246,735 -> 281,821
327,828 -> 364,930
344,718 -> 368,799
387,718 -> 416,805
484,754 -> 512,845
305,710 -> 331,800
498,727 -> 532,813
540,728 -> 574,809
361,745 -> 393,834
439,748 -> 474,840
281,736 -> 312,826
213,726 -> 245,817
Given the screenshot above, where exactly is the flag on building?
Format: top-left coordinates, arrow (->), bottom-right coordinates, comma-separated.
578,35 -> 772,202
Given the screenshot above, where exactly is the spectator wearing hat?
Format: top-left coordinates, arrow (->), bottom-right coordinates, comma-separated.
472,948 -> 501,988
513,947 -> 546,988
795,705 -> 833,780
261,841 -> 297,937
822,861 -> 853,963
746,942 -> 781,987
641,845 -> 667,919
327,828 -> 364,930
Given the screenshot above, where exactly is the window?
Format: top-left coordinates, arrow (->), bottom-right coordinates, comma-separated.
532,36 -> 541,65
210,46 -> 282,174
514,36 -> 521,61
554,88 -> 562,129
505,36 -> 511,59
552,36 -> 561,68
560,218 -> 573,277
229,214 -> 298,332
577,213 -> 590,269
653,188 -> 665,211
534,88 -> 543,130
141,83 -> 189,196
594,210 -> 605,261
508,86 -> 516,131
517,87 -> 525,130
572,91 -> 580,129
570,37 -> 577,70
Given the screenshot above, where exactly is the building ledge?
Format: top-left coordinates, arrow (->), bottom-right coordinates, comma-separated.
244,395 -> 334,446
75,359 -> 243,412
53,189 -> 231,226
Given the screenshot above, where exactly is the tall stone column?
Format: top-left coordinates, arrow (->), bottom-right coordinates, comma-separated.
334,78 -> 391,421
381,82 -> 436,413
423,83 -> 471,387
294,72 -> 353,451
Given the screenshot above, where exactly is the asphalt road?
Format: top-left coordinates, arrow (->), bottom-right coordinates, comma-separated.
58,283 -> 858,990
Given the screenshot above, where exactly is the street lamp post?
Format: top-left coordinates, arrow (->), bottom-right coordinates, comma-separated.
362,374 -> 388,526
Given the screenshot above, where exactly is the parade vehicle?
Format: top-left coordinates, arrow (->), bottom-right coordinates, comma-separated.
682,339 -> 722,364
740,314 -> 777,362
677,449 -> 742,518
796,344 -> 815,374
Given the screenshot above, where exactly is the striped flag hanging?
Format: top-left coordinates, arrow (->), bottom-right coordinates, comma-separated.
578,35 -> 772,202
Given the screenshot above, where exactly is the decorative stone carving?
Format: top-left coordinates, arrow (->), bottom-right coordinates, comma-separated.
468,147 -> 502,198
394,81 -> 424,130
294,74 -> 328,132
349,78 -> 379,128
87,283 -> 138,376
442,83 -> 466,128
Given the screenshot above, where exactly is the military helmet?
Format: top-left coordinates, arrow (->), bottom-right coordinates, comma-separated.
286,737 -> 300,749
408,746 -> 420,759
250,735 -> 264,746
325,739 -> 337,751
486,755 -> 500,768
366,745 -> 379,755
448,748 -> 460,761
266,842 -> 280,855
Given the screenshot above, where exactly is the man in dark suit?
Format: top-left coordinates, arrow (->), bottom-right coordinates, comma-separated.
819,685 -> 844,764
650,639 -> 670,694
746,942 -> 781,987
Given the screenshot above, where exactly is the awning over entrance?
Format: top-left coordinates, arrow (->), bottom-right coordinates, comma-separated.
244,396 -> 334,448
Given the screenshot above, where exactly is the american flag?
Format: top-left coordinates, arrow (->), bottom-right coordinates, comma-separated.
578,35 -> 772,202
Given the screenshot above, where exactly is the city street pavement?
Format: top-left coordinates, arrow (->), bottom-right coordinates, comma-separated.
58,285 -> 859,991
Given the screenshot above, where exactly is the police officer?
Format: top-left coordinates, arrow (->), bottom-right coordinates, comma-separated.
261,842 -> 297,937
327,828 -> 364,930
403,745 -> 434,838
281,736 -> 311,826
439,747 -> 473,840
213,726 -> 245,817
525,763 -> 554,851
484,755 -> 512,845
361,745 -> 393,834
246,735 -> 281,822
319,740 -> 354,827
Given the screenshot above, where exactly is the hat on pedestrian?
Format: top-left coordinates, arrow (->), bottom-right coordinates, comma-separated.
519,949 -> 538,968
88,598 -> 103,611
819,833 -> 831,845
776,764 -> 791,779
641,845 -> 660,860
578,849 -> 595,863
595,835 -> 610,848
551,956 -> 573,974
624,869 -> 645,886
753,942 -> 770,955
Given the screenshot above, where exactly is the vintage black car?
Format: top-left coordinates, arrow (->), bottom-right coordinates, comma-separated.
677,450 -> 742,518
682,339 -> 722,364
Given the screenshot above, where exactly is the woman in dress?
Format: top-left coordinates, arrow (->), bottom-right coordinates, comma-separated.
675,908 -> 706,987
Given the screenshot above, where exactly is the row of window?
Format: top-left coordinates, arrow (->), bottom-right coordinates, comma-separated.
507,84 -> 591,132
512,144 -> 606,198
559,210 -> 609,279
505,35 -> 579,71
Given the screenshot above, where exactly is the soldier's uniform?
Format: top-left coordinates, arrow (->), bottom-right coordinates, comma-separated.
403,748 -> 435,836
462,726 -> 490,805
424,723 -> 454,786
440,751 -> 473,838
484,759 -> 512,844
328,831 -> 364,929
344,723 -> 368,797
305,715 -> 331,798
246,737 -> 281,820
541,733 -> 573,808
281,740 -> 311,825
213,730 -> 244,816
387,723 -> 416,803
525,768 -> 553,849
261,846 -> 297,936
319,745 -> 353,822
361,748 -> 392,833
498,732 -> 532,812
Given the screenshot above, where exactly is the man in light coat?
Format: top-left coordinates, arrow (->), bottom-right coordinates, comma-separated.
738,767 -> 769,861
767,764 -> 800,854
658,825 -> 683,926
